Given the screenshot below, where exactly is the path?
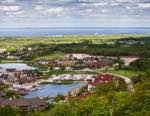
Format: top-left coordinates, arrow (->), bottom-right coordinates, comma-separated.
105,72 -> 135,93
81,69 -> 135,93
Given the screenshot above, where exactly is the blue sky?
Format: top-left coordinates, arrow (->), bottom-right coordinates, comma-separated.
0,0 -> 150,28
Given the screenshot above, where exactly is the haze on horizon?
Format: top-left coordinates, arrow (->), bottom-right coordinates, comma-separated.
0,0 -> 150,28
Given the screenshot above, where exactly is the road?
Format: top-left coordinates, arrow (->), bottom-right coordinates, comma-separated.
82,69 -> 135,93
105,72 -> 135,93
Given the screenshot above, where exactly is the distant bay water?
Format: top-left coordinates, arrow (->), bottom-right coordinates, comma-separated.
0,27 -> 150,37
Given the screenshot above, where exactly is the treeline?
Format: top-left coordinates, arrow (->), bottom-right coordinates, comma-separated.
21,39 -> 150,60
130,58 -> 150,71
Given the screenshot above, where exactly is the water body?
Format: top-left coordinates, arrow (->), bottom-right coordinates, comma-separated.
24,82 -> 84,98
0,27 -> 150,37
0,63 -> 35,70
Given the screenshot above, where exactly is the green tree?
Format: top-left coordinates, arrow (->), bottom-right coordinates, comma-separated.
54,94 -> 65,102
77,95 -> 109,116
113,92 -> 131,116
114,57 -> 125,69
28,111 -> 45,116
5,90 -> 19,99
95,81 -> 116,96
0,106 -> 17,116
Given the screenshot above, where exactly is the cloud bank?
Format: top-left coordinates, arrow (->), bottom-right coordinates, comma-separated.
0,0 -> 150,27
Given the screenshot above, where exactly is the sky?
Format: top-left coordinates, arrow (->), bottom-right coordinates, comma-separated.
0,0 -> 150,28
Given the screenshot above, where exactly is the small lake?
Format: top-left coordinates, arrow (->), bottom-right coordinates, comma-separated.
0,63 -> 35,70
24,83 -> 84,98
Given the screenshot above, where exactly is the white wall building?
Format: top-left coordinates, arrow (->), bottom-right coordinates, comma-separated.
0,67 -> 7,75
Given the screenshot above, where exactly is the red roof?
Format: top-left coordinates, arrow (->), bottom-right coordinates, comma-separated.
79,92 -> 91,99
88,60 -> 113,68
88,74 -> 114,86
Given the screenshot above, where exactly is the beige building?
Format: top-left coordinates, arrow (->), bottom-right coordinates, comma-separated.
0,49 -> 6,53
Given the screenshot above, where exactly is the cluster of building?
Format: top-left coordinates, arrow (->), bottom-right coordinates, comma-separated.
35,54 -> 114,70
117,39 -> 144,45
0,47 -> 34,60
0,65 -> 39,96
0,65 -> 47,111
0,68 -> 38,84
121,56 -> 139,66
51,74 -> 93,82
68,73 -> 117,98
0,52 -> 139,111
0,97 -> 47,111
87,74 -> 116,91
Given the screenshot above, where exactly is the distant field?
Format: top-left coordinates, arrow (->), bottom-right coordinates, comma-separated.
0,34 -> 150,50
34,52 -> 64,60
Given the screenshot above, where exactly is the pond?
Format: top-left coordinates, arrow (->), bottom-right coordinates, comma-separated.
24,82 -> 84,98
0,63 -> 35,70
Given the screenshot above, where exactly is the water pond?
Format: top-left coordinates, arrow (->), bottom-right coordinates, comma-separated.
24,82 -> 84,98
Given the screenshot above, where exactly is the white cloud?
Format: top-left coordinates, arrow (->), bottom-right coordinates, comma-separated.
5,11 -> 24,15
111,2 -> 119,6
92,2 -> 108,7
138,3 -> 150,8
0,5 -> 20,12
0,0 -> 150,27
120,15 -> 129,18
114,0 -> 131,2
101,9 -> 108,13
1,0 -> 16,4
46,7 -> 67,15
34,5 -> 44,10
126,6 -> 131,9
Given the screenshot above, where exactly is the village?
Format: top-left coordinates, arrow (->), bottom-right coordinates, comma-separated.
0,50 -> 139,111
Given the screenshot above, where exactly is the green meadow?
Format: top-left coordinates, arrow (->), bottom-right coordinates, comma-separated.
0,34 -> 149,50
33,52 -> 64,60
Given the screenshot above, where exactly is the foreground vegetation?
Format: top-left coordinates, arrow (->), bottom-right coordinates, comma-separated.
1,77 -> 149,116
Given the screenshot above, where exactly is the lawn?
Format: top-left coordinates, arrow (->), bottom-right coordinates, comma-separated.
106,69 -> 144,78
33,52 -> 64,60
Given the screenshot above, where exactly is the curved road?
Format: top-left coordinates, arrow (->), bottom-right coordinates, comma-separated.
105,72 -> 135,93
82,69 -> 135,93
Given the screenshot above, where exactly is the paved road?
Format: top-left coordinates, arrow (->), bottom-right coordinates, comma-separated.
81,69 -> 135,93
105,72 -> 135,93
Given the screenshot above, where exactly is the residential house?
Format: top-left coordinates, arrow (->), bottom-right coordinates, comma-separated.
0,49 -> 6,54
0,98 -> 47,111
87,74 -> 115,91
121,56 -> 139,66
79,92 -> 91,99
87,59 -> 114,68
0,67 -> 7,75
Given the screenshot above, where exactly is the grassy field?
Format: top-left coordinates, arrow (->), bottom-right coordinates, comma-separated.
33,52 -> 64,60
106,69 -> 144,78
0,34 -> 149,50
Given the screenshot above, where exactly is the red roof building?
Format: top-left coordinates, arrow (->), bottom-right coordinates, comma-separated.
87,60 -> 113,68
79,92 -> 92,99
87,74 -> 115,91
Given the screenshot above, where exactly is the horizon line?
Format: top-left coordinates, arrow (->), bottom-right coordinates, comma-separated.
0,27 -> 150,29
